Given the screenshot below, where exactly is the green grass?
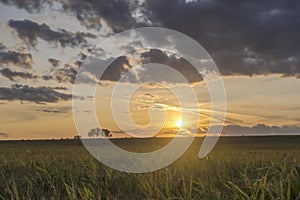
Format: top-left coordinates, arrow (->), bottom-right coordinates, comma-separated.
0,136 -> 299,199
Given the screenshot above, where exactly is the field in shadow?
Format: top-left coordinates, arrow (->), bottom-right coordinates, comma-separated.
0,136 -> 299,199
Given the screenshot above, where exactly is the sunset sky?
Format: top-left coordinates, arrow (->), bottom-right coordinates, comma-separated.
0,0 -> 300,139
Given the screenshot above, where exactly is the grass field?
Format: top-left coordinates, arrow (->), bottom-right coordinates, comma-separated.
0,136 -> 299,199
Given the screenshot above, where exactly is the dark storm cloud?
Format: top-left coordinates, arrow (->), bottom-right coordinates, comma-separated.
1,0 -> 141,33
141,49 -> 202,83
61,0 -> 139,32
79,56 -> 133,82
0,50 -> 34,68
48,58 -> 61,67
101,56 -> 133,81
0,68 -> 38,81
0,0 -> 46,13
0,84 -> 72,103
146,0 -> 300,78
200,124 -> 300,135
64,0 -> 300,78
82,51 -> 201,83
8,19 -> 96,48
3,0 -> 300,78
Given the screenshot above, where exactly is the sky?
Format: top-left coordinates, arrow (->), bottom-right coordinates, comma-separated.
0,0 -> 300,139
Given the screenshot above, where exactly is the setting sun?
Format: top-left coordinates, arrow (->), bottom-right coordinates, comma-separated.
176,120 -> 183,128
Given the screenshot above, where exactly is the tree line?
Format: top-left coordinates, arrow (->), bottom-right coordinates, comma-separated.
88,128 -> 111,138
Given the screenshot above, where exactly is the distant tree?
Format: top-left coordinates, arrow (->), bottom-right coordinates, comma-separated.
94,128 -> 101,137
102,129 -> 111,137
74,135 -> 82,145
88,129 -> 94,138
88,128 -> 100,138
88,128 -> 112,138
74,135 -> 81,140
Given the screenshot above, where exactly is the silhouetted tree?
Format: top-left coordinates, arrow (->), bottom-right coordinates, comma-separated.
74,135 -> 82,145
88,128 -> 112,138
88,129 -> 94,138
102,129 -> 112,137
74,135 -> 81,140
88,128 -> 100,138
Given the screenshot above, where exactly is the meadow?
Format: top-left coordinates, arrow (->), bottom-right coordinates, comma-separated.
0,136 -> 299,199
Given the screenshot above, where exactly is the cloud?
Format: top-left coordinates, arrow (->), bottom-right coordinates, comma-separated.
53,64 -> 81,84
36,107 -> 71,114
48,58 -> 61,67
200,124 -> 300,136
3,0 -> 300,78
145,0 -> 300,78
41,64 -> 77,84
0,50 -> 34,68
140,49 -> 202,83
0,0 -> 46,13
62,0 -> 139,32
39,109 -> 66,113
101,56 -> 133,81
0,42 -> 6,51
81,56 -> 133,83
52,86 -> 68,90
54,67 -> 77,84
0,84 -> 72,103
42,75 -> 53,81
82,51 -> 202,84
8,19 -> 96,48
1,0 -> 145,33
0,132 -> 9,138
41,63 -> 96,84
0,68 -> 38,81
